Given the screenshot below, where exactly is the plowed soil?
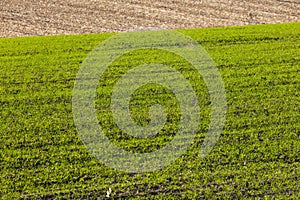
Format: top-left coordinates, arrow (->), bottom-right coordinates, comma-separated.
1,0 -> 299,37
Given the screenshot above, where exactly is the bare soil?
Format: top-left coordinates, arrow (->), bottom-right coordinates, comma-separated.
0,0 -> 299,38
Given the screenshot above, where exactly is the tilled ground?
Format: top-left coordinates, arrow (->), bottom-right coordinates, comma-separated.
0,0 -> 299,38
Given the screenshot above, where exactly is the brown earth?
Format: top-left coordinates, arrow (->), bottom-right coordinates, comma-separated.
0,0 -> 299,38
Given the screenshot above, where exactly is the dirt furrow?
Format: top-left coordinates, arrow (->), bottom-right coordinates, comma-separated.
0,0 -> 299,37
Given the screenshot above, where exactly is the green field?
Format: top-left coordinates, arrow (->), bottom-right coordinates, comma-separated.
0,23 -> 299,199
